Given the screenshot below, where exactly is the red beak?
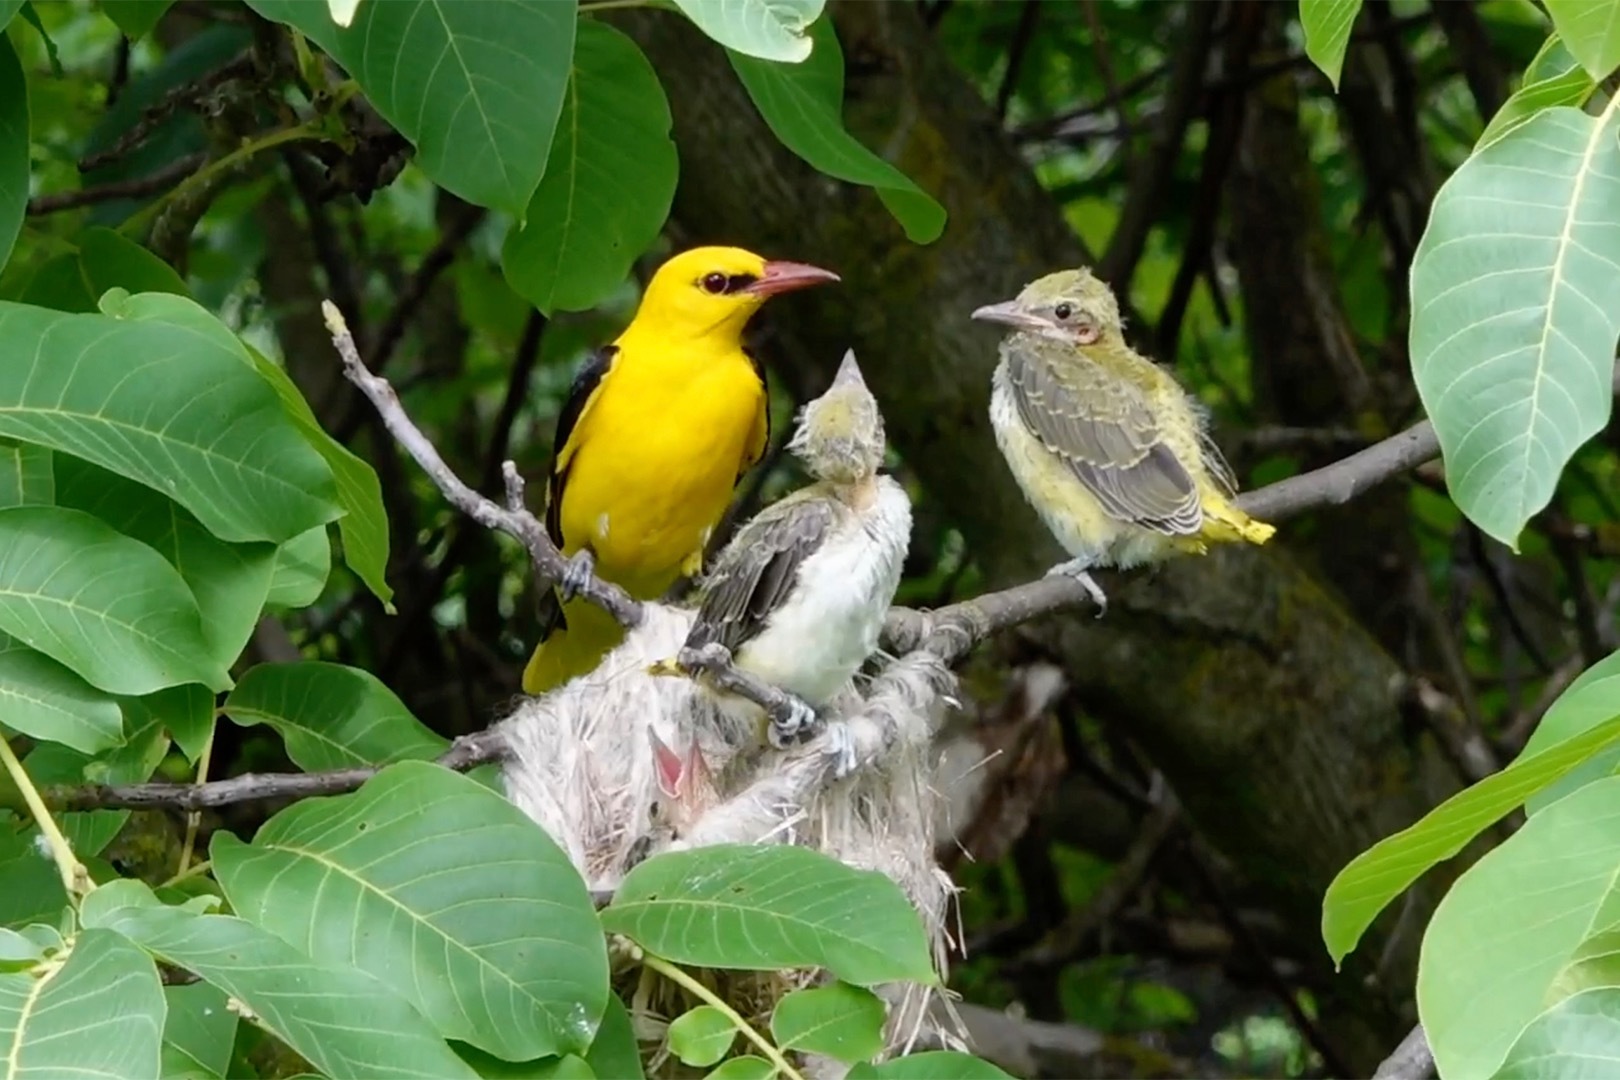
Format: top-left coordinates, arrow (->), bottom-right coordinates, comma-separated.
744,260 -> 841,297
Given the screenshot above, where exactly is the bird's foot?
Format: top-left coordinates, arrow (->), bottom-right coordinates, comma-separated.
1045,559 -> 1108,616
822,722 -> 859,780
680,643 -> 732,674
557,549 -> 597,603
767,694 -> 822,750
646,657 -> 686,679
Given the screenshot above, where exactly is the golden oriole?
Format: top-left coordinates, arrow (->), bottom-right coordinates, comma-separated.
522,246 -> 840,694
971,267 -> 1274,610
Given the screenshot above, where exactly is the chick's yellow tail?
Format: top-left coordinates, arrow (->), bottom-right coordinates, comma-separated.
1197,487 -> 1276,547
521,598 -> 629,695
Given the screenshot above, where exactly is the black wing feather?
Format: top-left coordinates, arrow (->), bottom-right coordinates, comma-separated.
536,345 -> 617,638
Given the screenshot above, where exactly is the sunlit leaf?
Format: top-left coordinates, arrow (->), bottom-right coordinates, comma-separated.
1491,987 -> 1620,1078
669,1006 -> 735,1067
1409,104 -> 1620,549
1521,649 -> 1620,814
729,19 -> 945,244
1478,35 -> 1596,150
1418,776 -> 1620,1077
0,928 -> 165,1079
848,1053 -> 1015,1079
222,662 -> 447,771
0,36 -> 26,274
1298,0 -> 1364,90
246,0 -> 577,215
1545,0 -> 1620,80
1321,711 -> 1620,965
212,762 -> 609,1060
771,983 -> 885,1063
704,1057 -> 775,1080
0,296 -> 341,544
503,22 -> 677,315
327,0 -> 361,27
602,844 -> 937,986
0,631 -> 123,754
671,0 -> 824,62
0,506 -> 229,695
82,879 -> 479,1080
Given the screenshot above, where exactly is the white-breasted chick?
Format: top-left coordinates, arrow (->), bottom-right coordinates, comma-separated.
676,349 -> 912,753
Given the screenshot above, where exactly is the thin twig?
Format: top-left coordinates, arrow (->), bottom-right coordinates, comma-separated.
78,52 -> 255,172
641,953 -> 807,1080
27,153 -> 207,216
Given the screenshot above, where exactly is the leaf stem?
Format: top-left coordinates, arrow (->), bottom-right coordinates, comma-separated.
0,737 -> 89,900
160,858 -> 212,889
177,726 -> 215,878
119,123 -> 325,238
641,953 -> 806,1080
579,0 -> 653,11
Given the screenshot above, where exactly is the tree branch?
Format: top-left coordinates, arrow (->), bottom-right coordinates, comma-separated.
27,154 -> 207,216
1372,1024 -> 1434,1080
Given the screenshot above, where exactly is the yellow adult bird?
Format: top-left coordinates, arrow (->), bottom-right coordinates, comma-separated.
522,246 -> 840,695
971,267 -> 1274,611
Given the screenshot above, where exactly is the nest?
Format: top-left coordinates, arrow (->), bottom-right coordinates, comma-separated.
497,603 -> 969,1075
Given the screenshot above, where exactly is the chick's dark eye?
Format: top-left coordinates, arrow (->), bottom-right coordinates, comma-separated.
1054,302 -> 1073,320
701,272 -> 728,295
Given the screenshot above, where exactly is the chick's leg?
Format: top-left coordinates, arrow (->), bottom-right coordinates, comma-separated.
558,549 -> 597,603
767,695 -> 822,749
1046,557 -> 1108,616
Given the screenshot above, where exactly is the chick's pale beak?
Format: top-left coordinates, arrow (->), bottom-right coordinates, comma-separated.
746,260 -> 841,297
971,300 -> 1049,333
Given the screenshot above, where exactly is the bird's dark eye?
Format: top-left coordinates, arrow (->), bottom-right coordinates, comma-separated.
702,272 -> 728,294
1054,302 -> 1073,320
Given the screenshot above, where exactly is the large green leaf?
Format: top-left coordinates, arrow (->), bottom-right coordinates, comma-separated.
246,0 -> 577,216
55,457 -> 275,671
670,0 -> 824,62
133,682 -> 215,766
0,631 -> 123,754
77,226 -> 190,298
848,1053 -> 1014,1080
0,438 -> 51,506
1545,0 -> 1620,80
0,928 -> 165,1080
1298,0 -> 1364,91
601,844 -> 936,986
771,983 -> 885,1064
668,1006 -> 735,1068
1322,711 -> 1620,965
82,880 -> 479,1080
222,661 -> 447,770
0,2 -> 22,31
1491,987 -> 1620,1078
729,20 -> 945,244
502,21 -> 677,315
212,762 -> 609,1060
1418,776 -> 1620,1077
585,994 -> 644,1080
1478,35 -> 1596,150
1409,103 -> 1620,549
0,297 -> 341,544
104,0 -> 177,40
161,982 -> 238,1080
1522,650 -> 1620,814
266,525 -> 331,609
0,506 -> 229,695
0,37 -> 26,274
0,832 -> 66,930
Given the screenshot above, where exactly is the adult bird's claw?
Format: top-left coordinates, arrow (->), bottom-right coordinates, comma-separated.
1046,559 -> 1108,616
767,695 -> 822,749
558,550 -> 597,603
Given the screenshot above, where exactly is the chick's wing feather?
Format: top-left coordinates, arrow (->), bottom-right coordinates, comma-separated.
686,495 -> 839,654
1006,343 -> 1202,535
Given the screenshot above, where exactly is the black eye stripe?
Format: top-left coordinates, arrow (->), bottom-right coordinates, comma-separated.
700,272 -> 759,295
726,273 -> 758,292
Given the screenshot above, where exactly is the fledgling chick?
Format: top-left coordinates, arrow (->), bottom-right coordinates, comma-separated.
671,349 -> 912,753
627,725 -> 722,864
972,268 -> 1274,610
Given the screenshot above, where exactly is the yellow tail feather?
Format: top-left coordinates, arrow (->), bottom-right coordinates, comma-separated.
1198,492 -> 1276,547
520,598 -> 629,695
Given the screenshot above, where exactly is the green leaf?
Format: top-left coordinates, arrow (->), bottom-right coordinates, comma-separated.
0,631 -> 123,754
771,983 -> 885,1063
1546,926 -> 1620,1002
0,928 -> 165,1079
78,226 -> 190,298
27,704 -> 169,856
161,982 -> 238,1080
1409,104 -> 1620,550
103,0 -> 177,40
266,525 -> 331,608
585,994 -> 644,1080
452,1045 -> 595,1079
0,506 -> 229,695
0,296 -> 341,545
1545,0 -> 1620,80
671,0 -> 824,62
1321,712 -> 1620,965
1418,776 -> 1620,1077
601,844 -> 937,986
0,36 -> 26,274
703,1057 -> 775,1080
729,20 -> 945,244
0,438 -> 52,507
223,662 -> 447,770
1522,650 -> 1620,814
211,761 -> 609,1061
847,1052 -> 1015,1079
0,2 -> 20,31
0,831 -> 66,929
1491,987 -> 1620,1078
327,0 -> 362,27
502,22 -> 677,316
1478,35 -> 1596,150
1298,0 -> 1363,90
245,344 -> 391,607
137,683 -> 216,766
245,0 -> 577,216
668,1006 -> 736,1067
82,879 -> 479,1080
56,456 -> 276,671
